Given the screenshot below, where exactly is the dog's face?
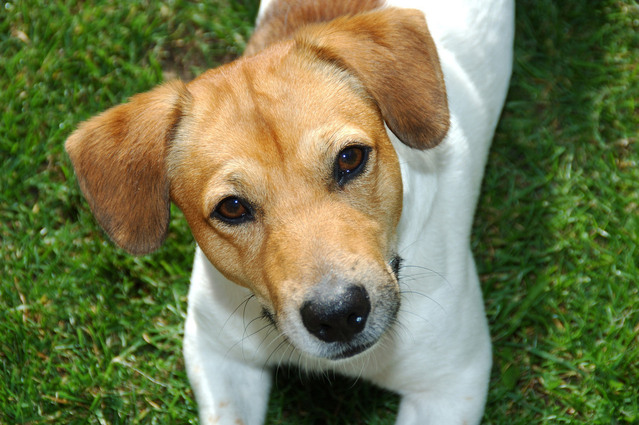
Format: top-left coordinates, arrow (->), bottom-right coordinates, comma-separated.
169,42 -> 403,358
65,8 -> 449,360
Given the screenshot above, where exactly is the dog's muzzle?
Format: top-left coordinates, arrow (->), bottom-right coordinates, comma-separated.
297,255 -> 402,360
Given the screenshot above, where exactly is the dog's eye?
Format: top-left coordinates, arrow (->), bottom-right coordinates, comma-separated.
211,197 -> 253,224
335,146 -> 370,186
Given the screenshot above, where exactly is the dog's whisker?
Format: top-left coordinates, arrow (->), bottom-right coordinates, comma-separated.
387,320 -> 410,346
349,356 -> 368,388
322,365 -> 332,384
400,264 -> 451,288
391,317 -> 411,338
265,334 -> 288,362
399,271 -> 441,283
255,323 -> 280,354
218,295 -> 254,338
397,237 -> 422,257
222,314 -> 274,360
242,313 -> 272,339
281,342 -> 295,367
264,335 -> 290,372
292,352 -> 301,377
298,355 -> 307,383
400,309 -> 433,329
271,337 -> 293,384
280,344 -> 298,379
286,344 -> 299,368
399,289 -> 445,313
238,318 -> 268,354
241,321 -> 277,357
241,294 -> 256,330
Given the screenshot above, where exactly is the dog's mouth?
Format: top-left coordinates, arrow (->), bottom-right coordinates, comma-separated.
262,255 -> 402,361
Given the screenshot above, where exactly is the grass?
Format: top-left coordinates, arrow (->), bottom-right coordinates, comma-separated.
1,0 -> 637,424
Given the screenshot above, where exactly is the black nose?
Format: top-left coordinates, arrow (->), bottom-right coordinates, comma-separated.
300,285 -> 371,343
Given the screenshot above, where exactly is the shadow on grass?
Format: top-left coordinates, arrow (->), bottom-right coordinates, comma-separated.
268,368 -> 398,425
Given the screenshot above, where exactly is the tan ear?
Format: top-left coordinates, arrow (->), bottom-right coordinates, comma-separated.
295,8 -> 449,149
65,81 -> 191,255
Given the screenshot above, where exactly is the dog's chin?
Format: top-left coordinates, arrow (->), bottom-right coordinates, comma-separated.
292,332 -> 384,362
325,340 -> 377,360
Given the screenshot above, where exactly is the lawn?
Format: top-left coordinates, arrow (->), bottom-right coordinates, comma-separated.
1,0 -> 637,424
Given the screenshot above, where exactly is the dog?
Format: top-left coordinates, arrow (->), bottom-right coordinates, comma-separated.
65,0 -> 514,423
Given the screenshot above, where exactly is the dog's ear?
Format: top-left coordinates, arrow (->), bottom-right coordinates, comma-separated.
296,8 -> 449,149
65,81 -> 191,255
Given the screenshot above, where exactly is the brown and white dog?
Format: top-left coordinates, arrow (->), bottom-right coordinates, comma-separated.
66,0 -> 514,423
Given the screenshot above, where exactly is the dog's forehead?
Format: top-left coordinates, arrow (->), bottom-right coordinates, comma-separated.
185,43 -> 377,144
172,43 -> 384,183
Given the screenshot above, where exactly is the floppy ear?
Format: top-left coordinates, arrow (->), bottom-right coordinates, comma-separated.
65,81 -> 191,255
295,8 -> 449,149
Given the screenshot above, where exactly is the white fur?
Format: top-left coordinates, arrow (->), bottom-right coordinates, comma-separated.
184,1 -> 514,424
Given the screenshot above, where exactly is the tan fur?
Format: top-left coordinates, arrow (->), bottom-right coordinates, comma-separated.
244,0 -> 384,55
167,42 -> 402,311
65,81 -> 191,255
294,8 -> 450,149
248,2 -> 449,149
66,4 -> 446,314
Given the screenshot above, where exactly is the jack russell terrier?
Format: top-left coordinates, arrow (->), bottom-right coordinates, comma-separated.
65,0 -> 514,423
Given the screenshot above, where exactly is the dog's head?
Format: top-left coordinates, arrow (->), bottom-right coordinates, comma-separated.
65,8 -> 448,360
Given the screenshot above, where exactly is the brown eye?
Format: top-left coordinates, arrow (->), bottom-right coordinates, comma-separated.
212,197 -> 253,224
335,145 -> 370,186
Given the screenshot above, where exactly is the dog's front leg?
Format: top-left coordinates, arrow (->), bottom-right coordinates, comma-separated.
184,316 -> 272,425
393,355 -> 491,425
391,330 -> 491,424
395,389 -> 488,425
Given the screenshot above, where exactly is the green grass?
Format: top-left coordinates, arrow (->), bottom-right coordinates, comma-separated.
1,0 -> 637,424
